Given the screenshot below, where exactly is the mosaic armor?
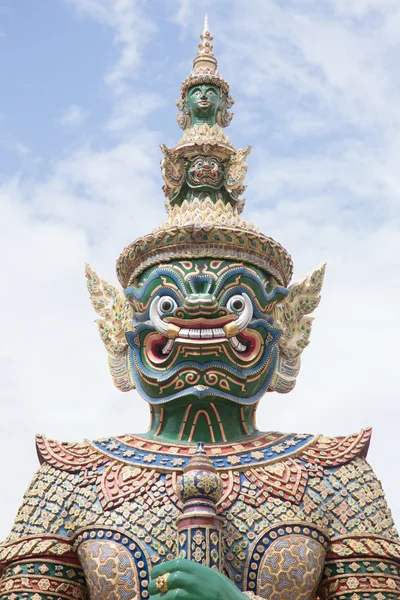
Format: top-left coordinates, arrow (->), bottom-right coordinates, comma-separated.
1,15 -> 399,600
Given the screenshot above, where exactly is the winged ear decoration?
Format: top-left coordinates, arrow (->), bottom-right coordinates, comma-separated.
269,263 -> 326,394
225,145 -> 251,191
85,264 -> 136,392
160,144 -> 185,206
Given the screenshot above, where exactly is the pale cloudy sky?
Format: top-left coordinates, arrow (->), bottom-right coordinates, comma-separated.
0,0 -> 400,540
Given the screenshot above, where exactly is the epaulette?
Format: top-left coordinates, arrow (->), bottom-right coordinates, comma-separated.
35,434 -> 107,473
36,429 -> 372,473
299,427 -> 372,467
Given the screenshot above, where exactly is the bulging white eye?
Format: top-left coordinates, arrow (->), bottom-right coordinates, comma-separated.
227,294 -> 246,313
157,296 -> 177,315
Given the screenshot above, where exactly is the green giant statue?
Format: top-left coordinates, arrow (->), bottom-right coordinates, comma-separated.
1,15 -> 399,600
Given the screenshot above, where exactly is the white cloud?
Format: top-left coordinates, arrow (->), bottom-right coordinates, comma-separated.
0,135 -> 163,539
64,0 -> 156,94
14,142 -> 30,155
106,92 -> 165,133
58,104 -> 87,127
0,0 -> 163,540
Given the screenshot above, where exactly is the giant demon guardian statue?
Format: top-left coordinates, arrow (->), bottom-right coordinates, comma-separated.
1,16 -> 398,600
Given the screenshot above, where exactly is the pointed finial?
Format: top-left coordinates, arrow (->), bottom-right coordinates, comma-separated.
203,13 -> 209,35
193,13 -> 217,72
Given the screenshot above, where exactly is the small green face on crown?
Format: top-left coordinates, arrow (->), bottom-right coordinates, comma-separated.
186,155 -> 225,190
187,84 -> 221,126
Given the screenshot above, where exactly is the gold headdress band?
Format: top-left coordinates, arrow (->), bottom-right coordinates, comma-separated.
116,214 -> 293,289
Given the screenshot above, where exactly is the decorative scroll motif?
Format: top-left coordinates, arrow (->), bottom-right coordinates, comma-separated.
0,559 -> 86,600
74,529 -> 150,600
244,524 -> 329,597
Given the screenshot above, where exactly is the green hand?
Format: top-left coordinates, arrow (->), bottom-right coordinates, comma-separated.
150,558 -> 247,600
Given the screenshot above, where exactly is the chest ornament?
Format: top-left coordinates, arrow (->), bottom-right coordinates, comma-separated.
35,429 -> 372,513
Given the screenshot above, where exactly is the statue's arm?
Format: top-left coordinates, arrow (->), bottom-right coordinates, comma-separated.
0,551 -> 87,600
318,457 -> 400,600
0,463 -> 88,599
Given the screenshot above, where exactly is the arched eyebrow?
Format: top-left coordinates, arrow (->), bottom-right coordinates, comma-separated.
189,86 -> 202,95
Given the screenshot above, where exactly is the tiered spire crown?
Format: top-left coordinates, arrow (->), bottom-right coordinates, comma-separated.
176,15 -> 234,129
116,16 -> 293,290
192,14 -> 217,71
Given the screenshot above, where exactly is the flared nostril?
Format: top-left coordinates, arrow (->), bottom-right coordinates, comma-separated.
183,293 -> 219,316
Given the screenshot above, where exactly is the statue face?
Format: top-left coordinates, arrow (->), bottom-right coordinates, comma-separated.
187,84 -> 221,123
125,260 -> 287,405
186,155 -> 225,189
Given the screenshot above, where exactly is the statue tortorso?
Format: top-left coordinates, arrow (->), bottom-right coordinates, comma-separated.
3,428 -> 397,600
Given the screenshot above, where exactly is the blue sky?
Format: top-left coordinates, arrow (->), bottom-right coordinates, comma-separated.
0,1 -> 108,170
1,0 -> 400,539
